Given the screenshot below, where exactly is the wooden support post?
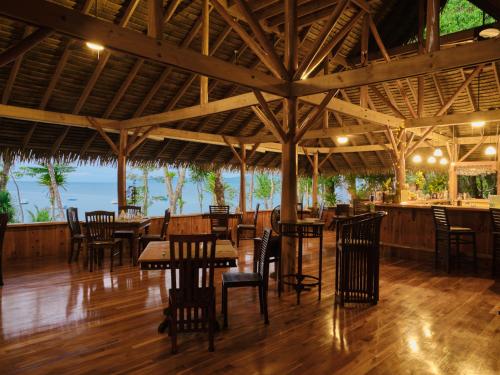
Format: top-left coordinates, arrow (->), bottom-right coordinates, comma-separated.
426,0 -> 440,53
239,144 -> 247,214
448,142 -> 459,203
417,0 -> 425,117
200,0 -> 209,105
281,0 -> 298,289
117,128 -> 127,208
147,0 -> 162,39
312,152 -> 319,209
497,136 -> 500,196
395,130 -> 406,203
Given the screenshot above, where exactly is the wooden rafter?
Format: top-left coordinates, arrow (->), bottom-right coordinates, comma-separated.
0,27 -> 53,68
0,0 -> 287,96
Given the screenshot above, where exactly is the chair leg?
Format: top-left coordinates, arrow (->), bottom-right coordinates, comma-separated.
170,307 -> 177,354
258,285 -> 264,314
222,285 -> 228,328
277,258 -> 282,298
68,239 -> 74,264
262,285 -> 269,324
75,240 -> 82,262
110,247 -> 114,272
472,233 -> 477,273
208,304 -> 215,352
89,246 -> 94,272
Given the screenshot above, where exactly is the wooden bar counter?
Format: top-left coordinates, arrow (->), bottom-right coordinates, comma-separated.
376,203 -> 492,262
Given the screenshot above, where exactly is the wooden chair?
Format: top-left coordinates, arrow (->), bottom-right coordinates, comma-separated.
489,208 -> 500,277
222,228 -> 272,328
353,199 -> 370,215
0,213 -> 8,286
115,205 -> 142,259
432,206 -> 477,273
66,207 -> 85,264
329,203 -> 351,230
209,205 -> 230,240
165,234 -> 217,353
139,208 -> 170,253
266,205 -> 282,296
335,212 -> 386,306
236,203 -> 260,247
85,211 -> 123,272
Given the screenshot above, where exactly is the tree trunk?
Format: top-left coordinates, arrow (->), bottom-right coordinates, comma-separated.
10,171 -> 24,222
0,155 -> 12,191
270,176 -> 275,209
248,168 -> 254,209
47,162 -> 64,220
164,167 -> 186,214
214,169 -> 225,205
197,182 -> 204,213
142,168 -> 149,215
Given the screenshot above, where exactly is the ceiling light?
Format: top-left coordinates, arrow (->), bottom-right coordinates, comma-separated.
479,28 -> 500,39
427,156 -> 436,164
412,154 -> 422,163
433,148 -> 443,157
439,158 -> 448,166
86,41 -> 105,52
471,120 -> 486,128
485,145 -> 497,155
337,136 -> 349,145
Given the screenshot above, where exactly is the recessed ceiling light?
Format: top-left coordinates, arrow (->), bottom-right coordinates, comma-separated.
479,28 -> 500,39
337,136 -> 349,145
471,120 -> 486,128
86,41 -> 105,52
485,145 -> 497,155
412,154 -> 422,163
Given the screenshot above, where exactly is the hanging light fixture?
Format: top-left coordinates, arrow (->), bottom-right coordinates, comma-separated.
337,136 -> 349,145
86,41 -> 105,52
412,154 -> 422,163
439,157 -> 449,165
485,145 -> 497,156
471,67 -> 484,128
433,148 -> 443,157
478,11 -> 499,39
427,156 -> 437,164
471,120 -> 486,128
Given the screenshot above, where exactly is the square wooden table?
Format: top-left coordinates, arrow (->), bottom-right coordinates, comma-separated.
138,239 -> 238,269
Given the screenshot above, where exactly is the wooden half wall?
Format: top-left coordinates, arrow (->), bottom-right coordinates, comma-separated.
3,210 -> 273,261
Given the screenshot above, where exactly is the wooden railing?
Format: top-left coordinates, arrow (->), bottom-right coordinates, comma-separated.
3,210 -> 273,261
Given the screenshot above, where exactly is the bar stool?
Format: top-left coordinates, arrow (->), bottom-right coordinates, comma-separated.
431,206 -> 477,273
489,208 -> 500,278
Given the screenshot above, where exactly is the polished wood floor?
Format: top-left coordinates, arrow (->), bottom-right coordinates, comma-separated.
1,233 -> 499,374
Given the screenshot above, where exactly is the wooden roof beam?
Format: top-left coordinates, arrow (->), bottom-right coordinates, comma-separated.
0,0 -> 288,96
0,27 -> 53,68
291,37 -> 500,96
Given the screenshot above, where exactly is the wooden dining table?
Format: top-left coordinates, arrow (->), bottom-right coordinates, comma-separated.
138,239 -> 238,332
82,217 -> 151,266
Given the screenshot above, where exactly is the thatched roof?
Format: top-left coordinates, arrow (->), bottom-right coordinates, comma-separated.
0,0 -> 499,175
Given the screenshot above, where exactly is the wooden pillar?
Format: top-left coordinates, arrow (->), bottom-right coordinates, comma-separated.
147,0 -> 162,39
497,137 -> 500,195
322,61 -> 329,129
200,0 -> 209,104
395,131 -> 406,203
239,144 -> 247,214
117,128 -> 127,208
417,0 -> 426,117
426,0 -> 440,53
312,152 -> 319,208
447,142 -> 458,202
281,0 -> 298,285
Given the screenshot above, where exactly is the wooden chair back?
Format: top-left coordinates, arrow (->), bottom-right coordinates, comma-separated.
270,205 -> 280,234
431,206 -> 449,232
256,229 -> 272,282
168,234 -> 217,303
209,205 -> 229,230
490,208 -> 500,232
66,207 -> 81,236
335,204 -> 350,217
160,208 -> 171,239
118,205 -> 142,216
252,203 -> 260,226
85,211 -> 116,242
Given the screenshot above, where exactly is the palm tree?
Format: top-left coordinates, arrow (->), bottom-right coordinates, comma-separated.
21,162 -> 75,220
189,166 -> 209,212
163,166 -> 186,214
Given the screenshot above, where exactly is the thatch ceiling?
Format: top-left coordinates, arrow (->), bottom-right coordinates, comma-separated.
0,0 -> 499,175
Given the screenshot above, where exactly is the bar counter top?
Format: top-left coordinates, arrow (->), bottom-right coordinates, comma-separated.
376,202 -> 490,212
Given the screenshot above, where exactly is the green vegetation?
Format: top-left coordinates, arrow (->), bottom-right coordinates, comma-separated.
27,206 -> 51,222
254,173 -> 280,209
458,174 -> 496,198
0,190 -> 16,223
319,175 -> 341,206
189,166 -> 209,213
440,0 -> 495,35
21,163 -> 75,220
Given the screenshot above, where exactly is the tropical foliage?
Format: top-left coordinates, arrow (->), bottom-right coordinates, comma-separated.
458,174 -> 496,198
27,205 -> 51,222
189,166 -> 209,213
254,173 -> 280,209
440,0 -> 495,35
319,175 -> 342,206
0,190 -> 16,223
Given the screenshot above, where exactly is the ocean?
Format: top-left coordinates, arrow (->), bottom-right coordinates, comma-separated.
6,176 -> 349,223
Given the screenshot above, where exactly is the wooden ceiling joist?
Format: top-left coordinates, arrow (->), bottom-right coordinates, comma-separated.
0,0 -> 288,96
0,27 -> 53,68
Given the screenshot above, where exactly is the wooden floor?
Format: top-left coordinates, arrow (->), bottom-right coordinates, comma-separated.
1,233 -> 499,375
